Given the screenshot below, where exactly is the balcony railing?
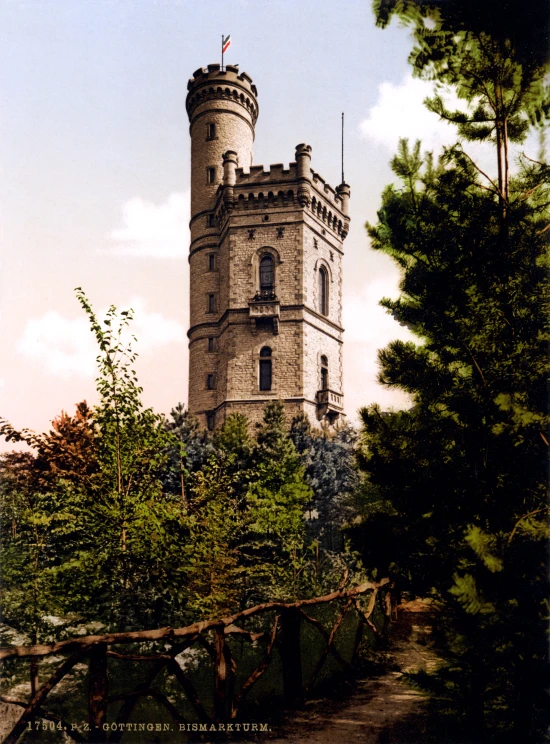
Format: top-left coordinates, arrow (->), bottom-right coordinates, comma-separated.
249,293 -> 280,333
251,290 -> 277,302
316,388 -> 343,423
316,388 -> 343,409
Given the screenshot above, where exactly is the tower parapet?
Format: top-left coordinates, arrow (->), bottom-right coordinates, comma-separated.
186,64 -> 258,125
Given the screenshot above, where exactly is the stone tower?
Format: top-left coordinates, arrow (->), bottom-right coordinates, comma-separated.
186,63 -> 350,430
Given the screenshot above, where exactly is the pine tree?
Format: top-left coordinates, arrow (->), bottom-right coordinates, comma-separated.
357,135 -> 549,738
373,0 -> 549,222
162,402 -> 214,506
243,402 -> 313,602
290,414 -> 358,550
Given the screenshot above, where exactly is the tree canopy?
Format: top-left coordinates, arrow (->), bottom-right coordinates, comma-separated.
354,4 -> 549,737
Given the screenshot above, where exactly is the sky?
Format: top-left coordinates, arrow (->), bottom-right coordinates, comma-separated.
0,0 -> 530,447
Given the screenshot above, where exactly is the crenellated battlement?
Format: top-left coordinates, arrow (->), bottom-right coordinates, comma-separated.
236,163 -> 297,184
186,64 -> 259,123
187,64 -> 257,95
229,163 -> 344,210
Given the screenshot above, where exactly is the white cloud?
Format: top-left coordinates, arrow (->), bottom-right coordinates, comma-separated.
125,297 -> 185,349
359,73 -> 544,178
110,192 -> 190,258
359,75 -> 461,153
17,300 -> 185,378
344,275 -> 414,346
344,275 -> 416,414
17,313 -> 96,378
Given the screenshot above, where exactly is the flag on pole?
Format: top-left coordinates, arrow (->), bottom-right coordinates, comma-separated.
222,34 -> 231,53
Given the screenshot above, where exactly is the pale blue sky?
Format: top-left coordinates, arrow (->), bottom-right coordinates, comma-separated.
1,0 -> 459,442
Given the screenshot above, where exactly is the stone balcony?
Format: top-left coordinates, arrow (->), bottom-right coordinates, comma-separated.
316,388 -> 343,422
248,292 -> 280,333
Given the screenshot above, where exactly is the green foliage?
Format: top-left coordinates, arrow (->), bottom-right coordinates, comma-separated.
355,72 -> 549,735
1,300 -> 369,740
162,402 -> 214,504
183,451 -> 246,616
290,413 -> 359,550
176,403 -> 365,617
182,404 -> 315,614
244,403 -> 312,601
373,0 -> 550,219
72,289 -> 183,629
1,293 -> 186,637
372,0 -> 550,92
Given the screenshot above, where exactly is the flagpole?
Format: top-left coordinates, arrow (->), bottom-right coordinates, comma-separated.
221,34 -> 224,70
341,112 -> 345,184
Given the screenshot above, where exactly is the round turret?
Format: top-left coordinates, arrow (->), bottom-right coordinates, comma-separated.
336,182 -> 351,238
186,64 -> 259,225
295,143 -> 312,206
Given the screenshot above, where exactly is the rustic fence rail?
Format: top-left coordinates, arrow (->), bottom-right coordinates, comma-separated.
0,579 -> 391,743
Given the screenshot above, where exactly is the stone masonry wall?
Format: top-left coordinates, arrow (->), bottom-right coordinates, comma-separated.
186,65 -> 348,429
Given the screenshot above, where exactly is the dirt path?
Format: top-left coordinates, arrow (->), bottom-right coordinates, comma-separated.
266,600 -> 440,744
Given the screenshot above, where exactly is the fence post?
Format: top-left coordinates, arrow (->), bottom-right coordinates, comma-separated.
382,585 -> 395,636
88,642 -> 108,742
280,608 -> 303,708
351,620 -> 364,666
214,627 -> 235,721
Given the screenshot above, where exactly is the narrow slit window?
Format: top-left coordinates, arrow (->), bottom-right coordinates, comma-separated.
321,355 -> 329,391
206,412 -> 215,431
259,346 -> 272,391
319,266 -> 329,316
207,293 -> 216,313
206,373 -> 215,390
206,123 -> 216,140
208,253 -> 216,271
207,337 -> 215,352
207,167 -> 216,184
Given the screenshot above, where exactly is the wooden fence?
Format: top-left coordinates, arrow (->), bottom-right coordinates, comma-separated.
0,579 -> 391,743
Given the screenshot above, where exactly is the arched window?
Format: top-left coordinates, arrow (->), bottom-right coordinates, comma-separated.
320,355 -> 329,391
260,254 -> 275,297
319,266 -> 329,315
259,346 -> 272,391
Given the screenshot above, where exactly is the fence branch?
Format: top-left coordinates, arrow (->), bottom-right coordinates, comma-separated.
0,699 -> 85,743
107,689 -> 187,725
109,636 -> 200,743
224,624 -> 264,643
0,580 -> 390,662
2,645 -> 91,744
233,615 -> 280,716
306,599 -> 353,693
1,581 -> 392,744
299,609 -> 354,673
351,619 -> 365,665
106,652 -> 172,662
280,608 -> 303,708
213,626 -> 236,721
352,597 -> 383,638
88,643 -> 108,742
166,659 -> 211,724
